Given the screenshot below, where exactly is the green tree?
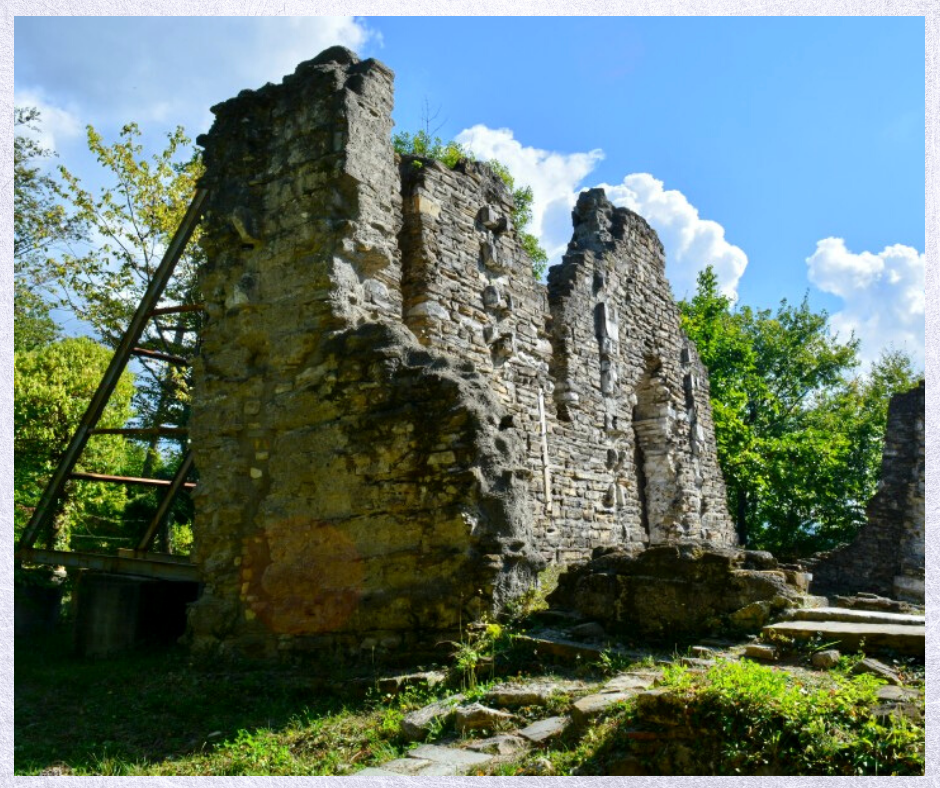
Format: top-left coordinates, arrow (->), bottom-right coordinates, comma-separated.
15,337 -> 136,551
51,123 -> 204,475
393,129 -> 549,278
13,107 -> 85,352
679,266 -> 919,556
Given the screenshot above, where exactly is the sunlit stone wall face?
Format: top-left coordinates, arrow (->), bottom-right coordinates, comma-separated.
187,47 -> 735,662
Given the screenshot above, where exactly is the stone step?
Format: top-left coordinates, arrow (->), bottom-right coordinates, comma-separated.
779,606 -> 924,627
517,716 -> 570,745
763,620 -> 925,657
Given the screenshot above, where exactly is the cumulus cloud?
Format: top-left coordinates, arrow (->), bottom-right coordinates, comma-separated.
456,125 -> 747,298
598,174 -> 748,300
455,125 -> 604,259
14,88 -> 81,154
807,238 -> 924,366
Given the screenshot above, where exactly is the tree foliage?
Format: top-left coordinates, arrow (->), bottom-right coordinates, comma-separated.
679,267 -> 920,556
51,123 -> 204,472
14,337 -> 137,550
392,129 -> 549,278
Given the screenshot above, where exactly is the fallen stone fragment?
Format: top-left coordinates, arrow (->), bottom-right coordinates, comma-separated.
517,716 -> 570,745
571,691 -> 635,726
454,702 -> 515,733
678,656 -> 716,669
743,644 -> 776,661
400,694 -> 465,741
690,645 -> 715,658
852,657 -> 901,685
465,734 -> 528,756
376,670 -> 447,694
811,649 -> 841,669
876,685 -> 921,702
369,757 -> 434,775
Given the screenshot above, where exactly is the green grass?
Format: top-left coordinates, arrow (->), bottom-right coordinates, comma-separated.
14,630 -> 438,775
16,627 -> 925,776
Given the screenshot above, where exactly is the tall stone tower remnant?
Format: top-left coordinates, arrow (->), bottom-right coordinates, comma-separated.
807,381 -> 925,603
187,47 -> 735,660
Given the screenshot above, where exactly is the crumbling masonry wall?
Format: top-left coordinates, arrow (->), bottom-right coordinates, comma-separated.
187,47 -> 735,660
807,381 -> 925,603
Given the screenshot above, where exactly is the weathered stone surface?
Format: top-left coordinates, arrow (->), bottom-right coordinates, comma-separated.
569,621 -> 607,641
465,734 -> 528,756
779,606 -> 924,627
743,644 -> 777,661
400,694 -> 465,742
548,542 -> 804,641
851,657 -> 902,685
454,702 -> 516,733
811,649 -> 841,668
604,673 -> 657,693
571,692 -> 636,726
763,621 -> 924,657
484,680 -> 587,708
635,688 -> 689,726
518,716 -> 570,745
806,382 -> 924,602
188,46 -> 736,660
408,744 -> 493,771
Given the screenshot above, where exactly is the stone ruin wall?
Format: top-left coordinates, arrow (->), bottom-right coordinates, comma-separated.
807,381 -> 925,603
187,47 -> 735,661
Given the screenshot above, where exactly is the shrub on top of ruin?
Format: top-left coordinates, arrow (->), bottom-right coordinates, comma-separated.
392,129 -> 549,279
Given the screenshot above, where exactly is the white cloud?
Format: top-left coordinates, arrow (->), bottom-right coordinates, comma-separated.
455,125 -> 604,259
13,89 -> 81,154
456,126 -> 747,299
807,238 -> 924,366
598,174 -> 748,300
251,17 -> 380,87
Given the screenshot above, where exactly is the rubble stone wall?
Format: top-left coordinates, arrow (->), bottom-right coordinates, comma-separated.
188,47 -> 735,660
807,381 -> 925,602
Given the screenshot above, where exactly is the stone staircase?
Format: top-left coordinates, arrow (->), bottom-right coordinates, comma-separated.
762,606 -> 925,657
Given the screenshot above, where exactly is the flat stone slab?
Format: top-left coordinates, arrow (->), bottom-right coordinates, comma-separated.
400,694 -> 464,741
465,734 -> 529,756
454,702 -> 516,733
571,692 -> 636,726
518,716 -> 570,745
356,767 -> 404,776
372,757 -> 435,775
604,673 -> 657,693
408,744 -> 493,769
780,607 -> 925,627
484,680 -> 588,708
763,620 -> 924,657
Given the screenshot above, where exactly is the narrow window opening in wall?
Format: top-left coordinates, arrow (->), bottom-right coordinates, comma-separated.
633,433 -> 650,540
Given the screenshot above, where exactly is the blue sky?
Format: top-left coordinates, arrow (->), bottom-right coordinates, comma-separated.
14,15 -> 925,367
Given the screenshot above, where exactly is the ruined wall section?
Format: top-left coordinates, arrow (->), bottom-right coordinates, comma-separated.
547,190 -> 735,555
188,48 -> 541,661
808,381 -> 925,602
398,157 -> 557,544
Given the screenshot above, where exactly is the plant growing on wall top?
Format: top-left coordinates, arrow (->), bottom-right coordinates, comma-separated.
393,129 -> 549,279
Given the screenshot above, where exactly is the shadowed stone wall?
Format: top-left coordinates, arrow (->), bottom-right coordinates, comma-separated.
187,47 -> 735,661
807,381 -> 925,602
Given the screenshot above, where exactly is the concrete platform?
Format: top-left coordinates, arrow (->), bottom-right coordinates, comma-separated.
763,620 -> 924,657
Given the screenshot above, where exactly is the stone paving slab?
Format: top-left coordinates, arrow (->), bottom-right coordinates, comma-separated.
408,744 -> 493,768
465,734 -> 529,756
518,716 -> 570,745
779,607 -> 925,627
603,673 -> 657,692
763,620 -> 924,657
484,680 -> 588,707
571,691 -> 636,726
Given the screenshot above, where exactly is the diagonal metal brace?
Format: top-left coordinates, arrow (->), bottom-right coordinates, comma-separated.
17,189 -> 208,551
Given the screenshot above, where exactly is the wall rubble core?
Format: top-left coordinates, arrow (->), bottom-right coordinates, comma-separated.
188,47 -> 735,661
